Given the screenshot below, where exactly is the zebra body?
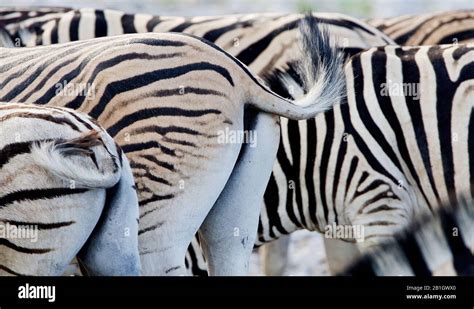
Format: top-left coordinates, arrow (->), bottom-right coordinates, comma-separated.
341,197 -> 474,276
0,103 -> 140,276
367,10 -> 474,45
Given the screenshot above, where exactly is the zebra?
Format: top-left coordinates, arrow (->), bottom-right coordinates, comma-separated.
261,10 -> 474,276
341,196 -> 474,276
0,103 -> 140,276
0,16 -> 345,275
367,10 -> 474,45
0,6 -> 395,275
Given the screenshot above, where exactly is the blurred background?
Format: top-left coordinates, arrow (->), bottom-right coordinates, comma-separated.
1,0 -> 473,18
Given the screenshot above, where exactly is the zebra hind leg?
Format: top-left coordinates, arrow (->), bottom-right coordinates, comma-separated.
77,153 -> 141,276
198,112 -> 280,275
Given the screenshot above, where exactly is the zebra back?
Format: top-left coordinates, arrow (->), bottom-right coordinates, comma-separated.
367,10 -> 474,45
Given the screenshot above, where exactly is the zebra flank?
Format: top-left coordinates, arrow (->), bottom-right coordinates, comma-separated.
259,43 -> 474,248
0,103 -> 140,276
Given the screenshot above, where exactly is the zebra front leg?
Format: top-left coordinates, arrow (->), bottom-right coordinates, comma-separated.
199,112 -> 280,276
78,153 -> 141,276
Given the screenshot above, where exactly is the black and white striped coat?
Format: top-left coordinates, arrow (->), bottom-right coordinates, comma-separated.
0,6 -> 395,275
0,16 -> 345,275
367,10 -> 474,45
10,8 -> 474,277
0,103 -> 140,276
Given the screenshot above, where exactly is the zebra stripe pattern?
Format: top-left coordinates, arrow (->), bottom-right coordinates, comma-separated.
258,42 -> 474,266
0,7 -> 396,272
0,18 -> 345,275
367,10 -> 474,45
0,103 -> 140,276
341,196 -> 474,276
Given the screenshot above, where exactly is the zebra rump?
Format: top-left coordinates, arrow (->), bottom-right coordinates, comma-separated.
340,198 -> 474,276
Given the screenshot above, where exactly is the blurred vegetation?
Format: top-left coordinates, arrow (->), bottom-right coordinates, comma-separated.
296,0 -> 317,13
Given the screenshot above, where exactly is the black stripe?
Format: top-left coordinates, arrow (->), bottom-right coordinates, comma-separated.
131,162 -> 172,186
138,222 -> 164,235
121,13 -> 137,33
121,141 -> 177,157
0,188 -> 89,208
429,46 -> 457,205
0,264 -> 26,276
69,12 -> 80,41
345,157 -> 359,198
319,112 -> 335,224
235,19 -> 299,66
1,220 -> 75,230
95,10 -> 107,37
140,154 -> 175,172
0,140 -> 42,169
132,125 -> 203,137
332,132 -> 347,225
138,194 -> 175,207
202,20 -> 254,43
469,115 -> 474,199
287,118 -> 306,227
146,16 -> 162,31
107,107 -> 221,137
439,30 -> 474,45
50,22 -> 58,44
275,127 -> 302,229
263,173 -> 288,238
305,118 -> 318,228
88,62 -> 233,120
150,87 -> 226,98
0,238 -> 53,254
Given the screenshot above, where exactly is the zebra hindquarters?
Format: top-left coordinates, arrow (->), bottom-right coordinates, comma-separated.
0,104 -> 130,276
198,111 -> 280,276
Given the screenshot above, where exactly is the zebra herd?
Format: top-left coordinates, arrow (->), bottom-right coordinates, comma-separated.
0,6 -> 473,276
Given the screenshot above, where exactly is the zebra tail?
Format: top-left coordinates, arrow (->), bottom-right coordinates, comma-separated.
247,13 -> 346,120
29,130 -> 122,188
